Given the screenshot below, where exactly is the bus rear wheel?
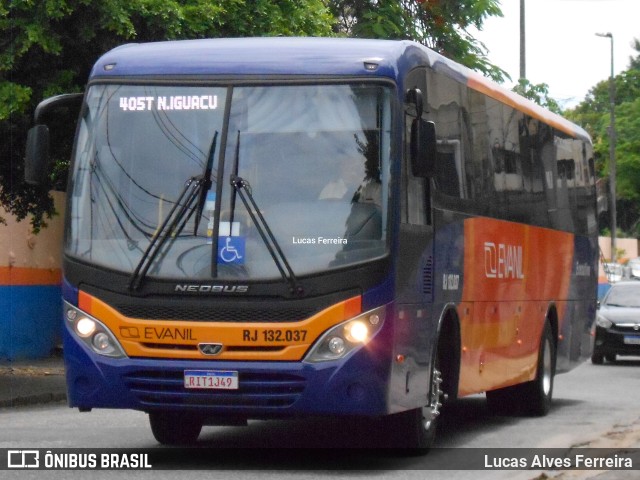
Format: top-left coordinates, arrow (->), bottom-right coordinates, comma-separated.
148,412 -> 203,445
486,321 -> 556,416
524,321 -> 556,416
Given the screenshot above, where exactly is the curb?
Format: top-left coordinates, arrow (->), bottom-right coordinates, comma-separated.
0,357 -> 67,409
0,393 -> 67,409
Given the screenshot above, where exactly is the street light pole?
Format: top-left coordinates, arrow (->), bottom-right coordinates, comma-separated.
596,32 -> 616,262
520,0 -> 526,79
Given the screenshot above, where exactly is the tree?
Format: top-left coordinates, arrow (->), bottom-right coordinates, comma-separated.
5,1 -> 509,232
327,0 -> 508,82
629,38 -> 640,70
512,79 -> 562,114
1,0 -> 334,231
566,39 -> 640,237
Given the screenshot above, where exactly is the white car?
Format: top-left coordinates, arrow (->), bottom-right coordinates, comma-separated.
628,257 -> 640,279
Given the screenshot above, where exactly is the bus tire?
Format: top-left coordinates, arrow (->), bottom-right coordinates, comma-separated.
149,412 -> 202,445
522,321 -> 556,416
384,358 -> 442,450
487,321 -> 556,416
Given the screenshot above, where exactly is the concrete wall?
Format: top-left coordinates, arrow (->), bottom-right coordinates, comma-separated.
0,192 -> 65,360
599,236 -> 639,263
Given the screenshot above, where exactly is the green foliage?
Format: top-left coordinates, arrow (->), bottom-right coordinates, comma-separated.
3,0 -> 511,232
0,81 -> 31,120
614,98 -> 640,201
512,79 -> 562,114
566,39 -> 640,237
1,0 -> 333,232
327,0 -> 508,82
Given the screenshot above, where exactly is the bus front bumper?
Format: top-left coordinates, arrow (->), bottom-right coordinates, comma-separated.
63,326 -> 390,419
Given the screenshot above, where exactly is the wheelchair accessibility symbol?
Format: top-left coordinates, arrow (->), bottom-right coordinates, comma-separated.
218,236 -> 246,265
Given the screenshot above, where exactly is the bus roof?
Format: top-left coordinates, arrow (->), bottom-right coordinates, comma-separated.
91,37 -> 589,142
91,37 -> 408,79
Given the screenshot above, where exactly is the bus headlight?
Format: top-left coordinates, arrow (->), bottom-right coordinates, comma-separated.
345,320 -> 369,343
65,302 -> 127,358
76,317 -> 97,337
304,306 -> 385,363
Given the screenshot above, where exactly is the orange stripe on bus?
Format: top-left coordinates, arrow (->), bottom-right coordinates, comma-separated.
457,217 -> 574,395
344,295 -> 363,319
77,291 -> 363,362
78,290 -> 94,312
0,266 -> 61,286
467,73 -> 585,140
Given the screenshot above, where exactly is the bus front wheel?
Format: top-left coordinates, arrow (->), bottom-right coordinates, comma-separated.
384,361 -> 442,450
148,412 -> 203,445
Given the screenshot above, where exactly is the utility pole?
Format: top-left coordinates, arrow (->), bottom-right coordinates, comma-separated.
520,0 -> 526,79
596,32 -> 616,261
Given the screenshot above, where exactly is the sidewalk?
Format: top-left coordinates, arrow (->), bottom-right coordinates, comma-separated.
0,352 -> 67,408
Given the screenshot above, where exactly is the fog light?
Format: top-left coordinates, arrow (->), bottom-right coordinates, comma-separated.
328,337 -> 346,355
346,321 -> 369,343
76,318 -> 96,337
92,332 -> 111,351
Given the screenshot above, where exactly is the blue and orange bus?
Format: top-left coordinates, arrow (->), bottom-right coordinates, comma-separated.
26,38 -> 598,448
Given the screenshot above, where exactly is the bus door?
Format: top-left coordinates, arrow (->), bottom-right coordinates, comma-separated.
391,67 -> 436,411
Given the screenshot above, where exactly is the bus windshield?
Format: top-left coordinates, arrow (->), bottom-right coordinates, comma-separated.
66,83 -> 391,282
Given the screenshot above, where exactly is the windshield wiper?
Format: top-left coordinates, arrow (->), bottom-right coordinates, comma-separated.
230,174 -> 303,296
129,131 -> 218,291
193,131 -> 219,234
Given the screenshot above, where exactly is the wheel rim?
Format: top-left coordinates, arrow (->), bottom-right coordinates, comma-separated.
542,337 -> 552,396
423,368 -> 443,431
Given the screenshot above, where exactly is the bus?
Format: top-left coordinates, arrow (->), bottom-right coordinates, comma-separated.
25,37 -> 598,449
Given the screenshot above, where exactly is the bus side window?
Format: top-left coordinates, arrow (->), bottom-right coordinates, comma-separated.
424,68 -> 468,201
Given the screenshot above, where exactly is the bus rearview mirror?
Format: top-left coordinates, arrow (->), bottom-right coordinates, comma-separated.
410,119 -> 437,178
25,125 -> 51,186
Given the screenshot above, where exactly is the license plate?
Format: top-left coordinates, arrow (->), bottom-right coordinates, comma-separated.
623,336 -> 640,345
184,370 -> 239,390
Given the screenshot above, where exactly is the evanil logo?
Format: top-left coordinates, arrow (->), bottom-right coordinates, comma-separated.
484,242 -> 525,279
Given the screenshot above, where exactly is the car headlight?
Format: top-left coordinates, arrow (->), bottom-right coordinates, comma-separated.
64,302 -> 127,358
304,306 -> 385,363
596,315 -> 613,329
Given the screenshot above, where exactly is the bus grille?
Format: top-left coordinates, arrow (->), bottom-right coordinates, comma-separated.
115,305 -> 319,323
81,285 -> 361,323
122,369 -> 306,408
